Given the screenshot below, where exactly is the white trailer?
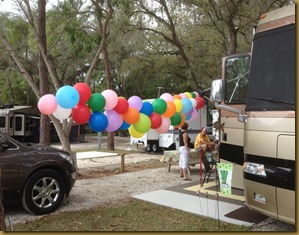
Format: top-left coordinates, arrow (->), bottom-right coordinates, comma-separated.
131,103 -> 216,152
0,105 -> 39,138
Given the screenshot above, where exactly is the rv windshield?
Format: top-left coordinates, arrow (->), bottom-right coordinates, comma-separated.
246,24 -> 295,111
224,55 -> 250,104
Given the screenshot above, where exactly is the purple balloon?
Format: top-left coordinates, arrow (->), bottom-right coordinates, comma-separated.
128,96 -> 143,111
104,110 -> 122,132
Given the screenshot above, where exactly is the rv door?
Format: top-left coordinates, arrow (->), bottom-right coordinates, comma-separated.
14,114 -> 25,136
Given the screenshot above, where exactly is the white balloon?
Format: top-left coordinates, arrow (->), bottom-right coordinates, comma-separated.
53,105 -> 72,121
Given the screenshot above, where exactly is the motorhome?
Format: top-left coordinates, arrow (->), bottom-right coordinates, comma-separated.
210,4 -> 295,225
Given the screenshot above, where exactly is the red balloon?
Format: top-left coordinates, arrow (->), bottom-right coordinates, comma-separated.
72,103 -> 91,124
149,112 -> 162,129
73,82 -> 91,104
195,97 -> 205,109
114,97 -> 129,114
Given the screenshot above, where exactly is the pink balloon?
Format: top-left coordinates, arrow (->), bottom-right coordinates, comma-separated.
104,110 -> 122,132
190,108 -> 198,121
193,91 -> 200,98
160,93 -> 174,102
128,96 -> 143,111
101,89 -> 118,110
155,116 -> 170,133
179,93 -> 188,99
38,94 -> 57,115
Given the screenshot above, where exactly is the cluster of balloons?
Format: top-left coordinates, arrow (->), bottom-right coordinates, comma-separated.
37,83 -> 205,138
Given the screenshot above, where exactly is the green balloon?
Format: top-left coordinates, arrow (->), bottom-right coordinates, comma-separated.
191,92 -> 196,98
152,98 -> 167,115
170,112 -> 182,126
88,93 -> 106,112
133,113 -> 151,133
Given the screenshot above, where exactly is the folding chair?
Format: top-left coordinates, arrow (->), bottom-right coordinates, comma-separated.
201,151 -> 218,187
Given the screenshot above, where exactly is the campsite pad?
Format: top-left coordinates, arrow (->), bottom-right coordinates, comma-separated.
224,206 -> 268,223
166,180 -> 245,206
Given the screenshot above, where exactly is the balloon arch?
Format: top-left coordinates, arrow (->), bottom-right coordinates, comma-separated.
37,83 -> 205,138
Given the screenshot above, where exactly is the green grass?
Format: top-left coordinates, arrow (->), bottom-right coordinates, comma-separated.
12,199 -> 249,232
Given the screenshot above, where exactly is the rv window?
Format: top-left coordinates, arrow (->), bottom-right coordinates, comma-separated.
224,55 -> 250,104
246,24 -> 295,111
15,116 -> 23,131
0,117 -> 5,128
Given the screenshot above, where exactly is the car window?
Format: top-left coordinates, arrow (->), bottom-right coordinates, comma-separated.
0,135 -> 18,150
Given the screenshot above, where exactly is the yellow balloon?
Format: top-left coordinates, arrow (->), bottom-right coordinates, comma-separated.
184,92 -> 192,98
174,99 -> 183,112
129,125 -> 145,138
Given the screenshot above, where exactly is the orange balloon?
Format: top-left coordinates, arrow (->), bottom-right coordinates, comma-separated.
123,107 -> 140,124
162,101 -> 176,118
176,113 -> 185,128
172,95 -> 182,100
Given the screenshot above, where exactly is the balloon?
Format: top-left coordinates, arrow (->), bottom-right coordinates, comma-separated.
193,91 -> 200,98
101,89 -> 118,110
89,112 -> 108,132
190,108 -> 199,120
114,97 -> 129,114
173,99 -> 183,113
181,98 -> 193,114
160,93 -> 174,102
190,98 -> 197,108
88,93 -> 106,112
172,94 -> 182,100
123,107 -> 140,124
129,125 -> 144,138
73,82 -> 91,104
170,112 -> 182,126
38,94 -> 57,115
152,98 -> 167,115
149,112 -> 162,129
190,92 -> 196,98
128,96 -> 143,111
104,110 -> 122,132
53,105 -> 71,120
184,92 -> 192,98
176,113 -> 185,128
119,120 -> 130,130
56,85 -> 79,109
179,93 -> 188,99
155,116 -> 170,133
133,113 -> 151,133
72,103 -> 91,124
140,101 -> 153,116
162,101 -> 176,118
195,97 -> 205,109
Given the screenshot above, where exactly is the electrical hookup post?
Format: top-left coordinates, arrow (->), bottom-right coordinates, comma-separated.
217,163 -> 233,195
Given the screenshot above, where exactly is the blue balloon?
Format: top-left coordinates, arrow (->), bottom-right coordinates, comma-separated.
119,120 -> 130,130
140,102 -> 153,116
89,112 -> 108,132
181,98 -> 193,114
56,85 -> 80,109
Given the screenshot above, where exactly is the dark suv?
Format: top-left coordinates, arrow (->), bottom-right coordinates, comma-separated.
0,131 -> 77,215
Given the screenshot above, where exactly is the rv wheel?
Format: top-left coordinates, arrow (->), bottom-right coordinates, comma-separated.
146,143 -> 152,152
152,143 -> 159,152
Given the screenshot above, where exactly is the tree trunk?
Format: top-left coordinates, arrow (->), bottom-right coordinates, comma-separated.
38,0 -> 50,145
103,42 -> 115,150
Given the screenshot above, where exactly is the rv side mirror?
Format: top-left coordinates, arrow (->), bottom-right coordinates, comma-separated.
210,79 -> 223,102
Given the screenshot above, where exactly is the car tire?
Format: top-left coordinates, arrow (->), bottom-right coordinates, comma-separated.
22,169 -> 66,215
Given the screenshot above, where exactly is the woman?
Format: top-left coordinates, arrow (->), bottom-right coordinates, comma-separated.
178,122 -> 192,181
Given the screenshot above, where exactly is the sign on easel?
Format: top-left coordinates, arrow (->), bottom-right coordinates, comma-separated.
217,163 -> 233,195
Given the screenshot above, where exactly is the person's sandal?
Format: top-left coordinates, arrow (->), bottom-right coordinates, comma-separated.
183,178 -> 192,181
